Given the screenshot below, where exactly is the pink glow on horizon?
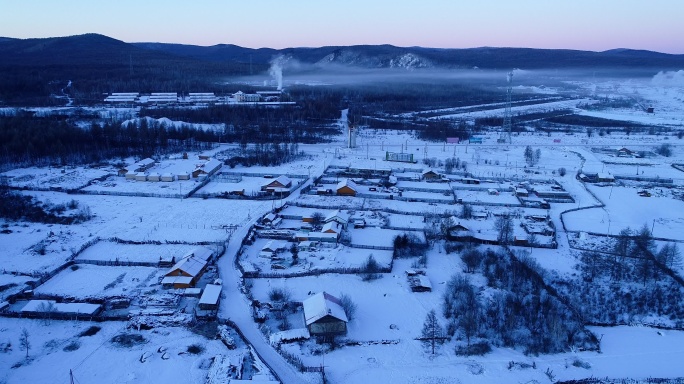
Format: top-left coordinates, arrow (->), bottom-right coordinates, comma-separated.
1,0 -> 683,54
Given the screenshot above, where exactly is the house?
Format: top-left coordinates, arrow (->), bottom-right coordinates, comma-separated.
303,292 -> 348,337
298,241 -> 316,251
147,172 -> 161,182
421,169 -> 440,181
321,221 -> 342,235
324,210 -> 349,228
336,179 -> 358,196
135,158 -> 155,172
262,175 -> 293,193
461,178 -> 481,185
161,247 -> 214,289
192,158 -> 222,179
515,187 -> 529,197
233,91 -> 262,102
408,274 -> 433,292
262,213 -> 277,224
447,223 -> 472,241
262,240 -> 287,254
294,232 -> 338,243
135,172 -> 147,182
125,171 -> 137,180
597,173 -> 615,183
20,300 -> 102,317
177,172 -> 191,181
617,147 -> 635,157
198,284 -> 222,311
161,173 -> 175,182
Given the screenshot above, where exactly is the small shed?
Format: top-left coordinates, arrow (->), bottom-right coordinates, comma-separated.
147,172 -> 161,182
198,284 -> 222,310
177,172 -> 191,181
515,187 -> 529,197
135,172 -> 147,182
303,292 -> 348,337
125,171 -> 137,180
161,173 -> 175,182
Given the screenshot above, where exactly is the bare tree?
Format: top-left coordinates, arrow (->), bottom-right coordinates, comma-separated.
339,294 -> 357,321
495,213 -> 514,246
421,309 -> 445,355
19,328 -> 30,358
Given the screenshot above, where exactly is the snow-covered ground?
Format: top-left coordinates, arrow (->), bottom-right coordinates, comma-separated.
3,78 -> 684,383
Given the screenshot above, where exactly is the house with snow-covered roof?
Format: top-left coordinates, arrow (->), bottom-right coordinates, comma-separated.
324,210 -> 349,228
302,292 -> 348,337
192,158 -> 222,179
261,175 -> 292,192
336,179 -> 358,196
321,221 -> 342,236
421,168 -> 440,181
162,247 -> 214,289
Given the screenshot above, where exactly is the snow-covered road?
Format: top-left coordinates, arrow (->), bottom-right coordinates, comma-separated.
217,180 -> 313,384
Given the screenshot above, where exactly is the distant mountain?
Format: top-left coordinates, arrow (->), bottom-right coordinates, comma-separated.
0,33 -> 188,67
2,34 -> 682,72
132,41 -> 684,71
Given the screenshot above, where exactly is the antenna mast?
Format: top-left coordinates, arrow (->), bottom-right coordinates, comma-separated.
499,71 -> 513,144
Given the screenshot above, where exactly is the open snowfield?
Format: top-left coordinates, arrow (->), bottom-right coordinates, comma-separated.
1,166 -> 113,190
34,264 -> 163,299
564,184 -> 684,240
75,241 -> 198,264
0,318 -> 254,384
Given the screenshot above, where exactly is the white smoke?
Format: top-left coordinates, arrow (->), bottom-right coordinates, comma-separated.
652,70 -> 684,87
269,55 -> 286,90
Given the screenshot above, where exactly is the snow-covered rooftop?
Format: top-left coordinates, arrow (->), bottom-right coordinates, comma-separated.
303,291 -> 348,326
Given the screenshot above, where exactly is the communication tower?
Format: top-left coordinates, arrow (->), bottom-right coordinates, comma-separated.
499,71 -> 513,144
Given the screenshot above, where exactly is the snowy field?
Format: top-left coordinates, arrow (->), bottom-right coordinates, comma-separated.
2,75 -> 684,383
34,264 -> 164,299
1,166 -> 113,190
564,185 -> 684,240
75,241 -> 199,264
82,175 -> 198,197
0,319 -> 258,384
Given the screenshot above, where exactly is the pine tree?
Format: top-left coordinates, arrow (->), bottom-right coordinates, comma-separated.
421,309 -> 445,355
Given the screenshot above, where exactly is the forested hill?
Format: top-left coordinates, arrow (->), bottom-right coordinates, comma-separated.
1,33 -> 684,105
134,42 -> 684,71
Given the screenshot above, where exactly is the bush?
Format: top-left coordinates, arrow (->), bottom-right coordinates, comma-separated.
455,341 -> 491,356
361,254 -> 381,281
79,326 -> 101,337
111,334 -> 146,347
268,287 -> 291,303
186,343 -> 204,355
63,341 -> 81,352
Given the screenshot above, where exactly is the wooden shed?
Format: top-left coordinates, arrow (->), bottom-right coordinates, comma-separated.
336,179 -> 358,196
198,284 -> 222,310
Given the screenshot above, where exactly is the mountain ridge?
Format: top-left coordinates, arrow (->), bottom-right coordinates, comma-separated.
1,34 -> 683,71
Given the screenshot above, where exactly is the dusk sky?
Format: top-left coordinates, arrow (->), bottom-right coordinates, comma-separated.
2,0 -> 683,53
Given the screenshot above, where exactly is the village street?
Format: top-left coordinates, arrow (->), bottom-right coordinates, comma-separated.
217,179 -> 313,384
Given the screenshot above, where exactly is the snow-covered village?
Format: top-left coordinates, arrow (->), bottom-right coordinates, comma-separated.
2,5 -> 684,382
